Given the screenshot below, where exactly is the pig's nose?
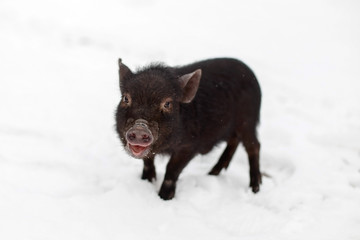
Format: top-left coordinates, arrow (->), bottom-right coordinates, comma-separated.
126,124 -> 153,146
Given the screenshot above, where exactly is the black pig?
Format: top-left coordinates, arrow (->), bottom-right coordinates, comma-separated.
115,58 -> 261,200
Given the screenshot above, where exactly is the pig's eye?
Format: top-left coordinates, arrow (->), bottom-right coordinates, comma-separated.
164,101 -> 171,109
121,93 -> 131,107
161,98 -> 173,112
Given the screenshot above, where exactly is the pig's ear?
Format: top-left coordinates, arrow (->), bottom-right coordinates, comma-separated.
178,69 -> 202,103
118,58 -> 133,84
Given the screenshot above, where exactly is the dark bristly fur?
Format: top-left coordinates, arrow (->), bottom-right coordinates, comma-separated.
116,58 -> 262,200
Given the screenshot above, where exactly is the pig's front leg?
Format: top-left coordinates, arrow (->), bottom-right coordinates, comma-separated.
159,150 -> 194,200
141,156 -> 156,182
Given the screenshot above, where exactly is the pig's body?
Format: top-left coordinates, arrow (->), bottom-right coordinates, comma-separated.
174,59 -> 261,155
116,58 -> 261,200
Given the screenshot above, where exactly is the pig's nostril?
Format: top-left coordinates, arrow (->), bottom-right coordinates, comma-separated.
127,132 -> 136,141
142,134 -> 151,142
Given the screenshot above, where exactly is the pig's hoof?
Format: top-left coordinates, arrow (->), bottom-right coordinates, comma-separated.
251,184 -> 260,193
208,168 -> 221,176
159,180 -> 176,200
141,167 -> 156,182
250,172 -> 262,193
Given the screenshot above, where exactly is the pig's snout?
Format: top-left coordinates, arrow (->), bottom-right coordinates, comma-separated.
126,126 -> 153,145
125,119 -> 154,158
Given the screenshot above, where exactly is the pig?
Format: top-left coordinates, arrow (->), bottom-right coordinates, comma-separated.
115,58 -> 261,200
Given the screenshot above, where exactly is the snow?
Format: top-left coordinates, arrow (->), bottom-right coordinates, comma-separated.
1,0 -> 360,239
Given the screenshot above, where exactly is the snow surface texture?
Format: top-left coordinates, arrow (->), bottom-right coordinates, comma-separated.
1,0 -> 360,239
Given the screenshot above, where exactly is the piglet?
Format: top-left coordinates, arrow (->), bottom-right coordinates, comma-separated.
115,58 -> 262,200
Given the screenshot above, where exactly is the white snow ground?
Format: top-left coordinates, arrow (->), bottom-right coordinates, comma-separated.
1,0 -> 360,239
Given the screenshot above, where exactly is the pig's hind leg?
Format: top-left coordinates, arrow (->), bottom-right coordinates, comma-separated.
242,126 -> 262,193
141,156 -> 156,182
208,136 -> 240,176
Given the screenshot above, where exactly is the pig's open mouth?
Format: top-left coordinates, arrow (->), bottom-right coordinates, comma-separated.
127,143 -> 151,158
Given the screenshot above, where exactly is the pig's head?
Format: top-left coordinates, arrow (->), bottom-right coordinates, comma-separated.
115,59 -> 201,159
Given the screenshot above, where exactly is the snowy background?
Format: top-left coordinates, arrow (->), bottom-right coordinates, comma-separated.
1,0 -> 360,239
